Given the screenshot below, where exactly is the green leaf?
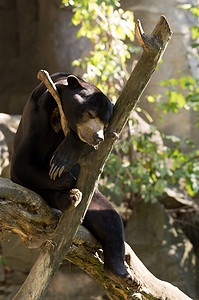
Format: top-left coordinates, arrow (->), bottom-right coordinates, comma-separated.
184,138 -> 195,147
154,179 -> 167,193
191,43 -> 199,48
185,183 -> 195,196
148,95 -> 155,103
170,91 -> 186,108
190,25 -> 199,40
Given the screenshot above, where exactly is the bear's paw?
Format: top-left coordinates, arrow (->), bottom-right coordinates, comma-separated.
68,188 -> 82,210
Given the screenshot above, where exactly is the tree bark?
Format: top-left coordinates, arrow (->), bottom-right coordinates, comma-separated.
66,226 -> 192,300
0,15 -> 185,300
0,178 -> 60,248
0,176 -> 192,299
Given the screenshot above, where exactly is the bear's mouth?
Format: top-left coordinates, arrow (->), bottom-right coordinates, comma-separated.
77,119 -> 105,147
78,131 -> 104,147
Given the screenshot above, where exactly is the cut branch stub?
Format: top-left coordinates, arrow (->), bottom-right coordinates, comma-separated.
152,15 -> 172,47
135,19 -> 161,52
37,70 -> 69,136
111,16 -> 172,139
135,15 -> 172,54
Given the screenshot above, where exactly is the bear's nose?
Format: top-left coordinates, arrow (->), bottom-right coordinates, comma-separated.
93,130 -> 104,143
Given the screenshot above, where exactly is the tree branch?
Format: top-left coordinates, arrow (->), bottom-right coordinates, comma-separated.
0,16 -> 185,300
67,226 -> 192,300
0,180 -> 191,299
0,178 -> 60,248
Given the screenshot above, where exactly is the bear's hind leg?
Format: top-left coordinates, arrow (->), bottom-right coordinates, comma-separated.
83,190 -> 140,290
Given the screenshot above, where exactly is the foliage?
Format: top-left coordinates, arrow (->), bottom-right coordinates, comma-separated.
179,4 -> 199,47
63,1 -> 199,204
148,4 -> 199,122
62,0 -> 138,102
100,122 -> 199,203
149,76 -> 199,126
139,4 -> 199,200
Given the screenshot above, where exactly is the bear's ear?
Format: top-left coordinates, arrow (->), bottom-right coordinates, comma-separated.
67,75 -> 81,89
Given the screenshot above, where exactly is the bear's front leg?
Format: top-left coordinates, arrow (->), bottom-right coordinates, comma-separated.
49,131 -> 91,180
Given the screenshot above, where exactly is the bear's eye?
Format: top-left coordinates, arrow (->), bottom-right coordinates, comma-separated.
87,111 -> 95,119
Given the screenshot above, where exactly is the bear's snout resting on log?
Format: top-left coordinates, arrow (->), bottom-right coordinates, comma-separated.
11,72 -> 140,289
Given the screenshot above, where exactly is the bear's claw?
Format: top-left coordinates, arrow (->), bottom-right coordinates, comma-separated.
49,154 -> 66,180
58,166 -> 65,177
125,274 -> 141,290
104,265 -> 141,291
49,163 -> 65,180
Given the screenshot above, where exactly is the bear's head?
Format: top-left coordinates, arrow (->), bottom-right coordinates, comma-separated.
56,75 -> 113,147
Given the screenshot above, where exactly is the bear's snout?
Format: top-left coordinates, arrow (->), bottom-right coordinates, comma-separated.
93,130 -> 104,143
77,118 -> 105,146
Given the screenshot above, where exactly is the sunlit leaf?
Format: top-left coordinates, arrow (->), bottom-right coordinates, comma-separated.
148,95 -> 155,103
190,25 -> 199,39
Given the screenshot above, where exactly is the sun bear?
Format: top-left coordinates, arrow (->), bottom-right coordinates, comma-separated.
11,72 -> 138,288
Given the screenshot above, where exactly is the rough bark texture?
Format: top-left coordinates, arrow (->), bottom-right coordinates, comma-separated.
66,226 -> 192,300
0,178 -> 60,248
0,177 -> 192,300
0,16 -> 188,300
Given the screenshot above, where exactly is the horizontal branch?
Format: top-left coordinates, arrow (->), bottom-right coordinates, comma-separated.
0,178 -> 192,299
68,226 -> 192,300
0,178 -> 60,248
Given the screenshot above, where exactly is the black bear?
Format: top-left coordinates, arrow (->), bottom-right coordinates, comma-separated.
11,72 -> 137,288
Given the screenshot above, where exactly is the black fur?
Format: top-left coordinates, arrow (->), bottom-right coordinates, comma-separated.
11,73 -> 130,283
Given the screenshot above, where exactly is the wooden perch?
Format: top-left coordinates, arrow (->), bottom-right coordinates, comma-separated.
0,178 -> 60,248
37,70 -> 69,136
67,226 -> 192,300
0,179 -> 192,300
0,15 -> 190,300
